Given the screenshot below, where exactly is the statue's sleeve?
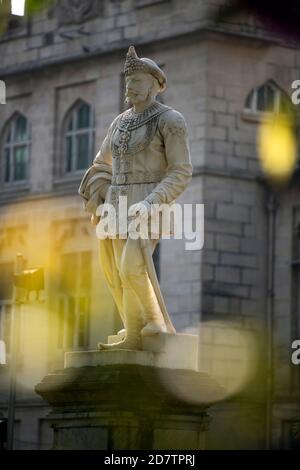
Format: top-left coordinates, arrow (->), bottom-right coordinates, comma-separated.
78,118 -> 117,216
144,110 -> 193,206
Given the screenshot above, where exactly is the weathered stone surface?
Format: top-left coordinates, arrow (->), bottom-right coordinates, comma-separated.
98,332 -> 199,371
35,361 -> 223,450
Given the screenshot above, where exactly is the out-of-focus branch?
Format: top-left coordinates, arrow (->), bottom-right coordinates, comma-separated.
0,0 -> 57,37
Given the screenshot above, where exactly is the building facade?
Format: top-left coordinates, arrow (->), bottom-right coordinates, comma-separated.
0,0 -> 299,449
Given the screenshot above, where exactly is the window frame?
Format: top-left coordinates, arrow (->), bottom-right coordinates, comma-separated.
62,100 -> 95,177
56,251 -> 91,351
1,112 -> 31,188
242,81 -> 292,122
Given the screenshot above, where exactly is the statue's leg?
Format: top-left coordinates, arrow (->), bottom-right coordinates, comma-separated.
98,286 -> 144,350
120,237 -> 167,336
98,237 -> 147,350
98,238 -> 125,332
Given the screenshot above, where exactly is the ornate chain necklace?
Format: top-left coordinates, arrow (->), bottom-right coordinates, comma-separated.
118,102 -> 170,154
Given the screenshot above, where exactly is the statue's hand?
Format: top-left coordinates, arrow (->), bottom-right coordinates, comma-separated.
128,200 -> 152,222
91,214 -> 100,226
89,204 -> 105,226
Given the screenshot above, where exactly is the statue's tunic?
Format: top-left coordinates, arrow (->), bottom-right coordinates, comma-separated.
78,101 -> 193,237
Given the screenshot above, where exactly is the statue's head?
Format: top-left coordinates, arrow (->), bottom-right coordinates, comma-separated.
124,46 -> 166,105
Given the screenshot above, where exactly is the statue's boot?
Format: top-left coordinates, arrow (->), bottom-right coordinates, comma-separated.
131,275 -> 167,337
98,287 -> 144,350
117,319 -> 148,338
117,328 -> 126,337
141,282 -> 167,336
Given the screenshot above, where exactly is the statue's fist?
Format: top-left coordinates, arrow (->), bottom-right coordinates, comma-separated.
128,201 -> 152,221
91,214 -> 100,226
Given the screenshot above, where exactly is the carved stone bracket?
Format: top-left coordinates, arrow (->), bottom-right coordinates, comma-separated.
53,0 -> 104,26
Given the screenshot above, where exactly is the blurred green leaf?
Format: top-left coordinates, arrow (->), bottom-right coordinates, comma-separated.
0,0 -> 10,36
25,0 -> 57,16
0,0 -> 57,37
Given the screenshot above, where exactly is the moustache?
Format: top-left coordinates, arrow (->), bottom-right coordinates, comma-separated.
126,89 -> 138,96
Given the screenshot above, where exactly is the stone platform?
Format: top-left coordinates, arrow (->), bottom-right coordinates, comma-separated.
65,332 -> 199,371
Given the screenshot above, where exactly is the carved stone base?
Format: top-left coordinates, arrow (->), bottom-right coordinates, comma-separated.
35,333 -> 224,450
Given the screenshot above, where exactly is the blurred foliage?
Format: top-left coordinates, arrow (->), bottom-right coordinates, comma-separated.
0,0 -> 57,37
25,0 -> 57,15
0,1 -> 10,35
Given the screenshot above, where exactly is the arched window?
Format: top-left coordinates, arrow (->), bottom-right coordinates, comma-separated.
1,113 -> 30,184
63,101 -> 94,174
244,80 -> 291,116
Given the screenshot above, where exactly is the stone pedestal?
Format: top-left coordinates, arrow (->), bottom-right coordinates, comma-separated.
65,332 -> 199,371
35,333 -> 223,450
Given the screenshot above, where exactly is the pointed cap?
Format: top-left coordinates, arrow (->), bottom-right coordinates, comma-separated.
124,45 -> 167,92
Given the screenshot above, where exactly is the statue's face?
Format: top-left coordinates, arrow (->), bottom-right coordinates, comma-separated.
125,72 -> 154,104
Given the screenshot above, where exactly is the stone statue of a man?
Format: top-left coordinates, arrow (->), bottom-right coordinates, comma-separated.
79,46 -> 193,350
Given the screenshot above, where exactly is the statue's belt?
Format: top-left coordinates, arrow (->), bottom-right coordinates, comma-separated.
111,171 -> 165,186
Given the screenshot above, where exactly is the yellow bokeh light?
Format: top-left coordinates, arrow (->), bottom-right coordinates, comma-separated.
155,321 -> 259,405
257,114 -> 297,184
